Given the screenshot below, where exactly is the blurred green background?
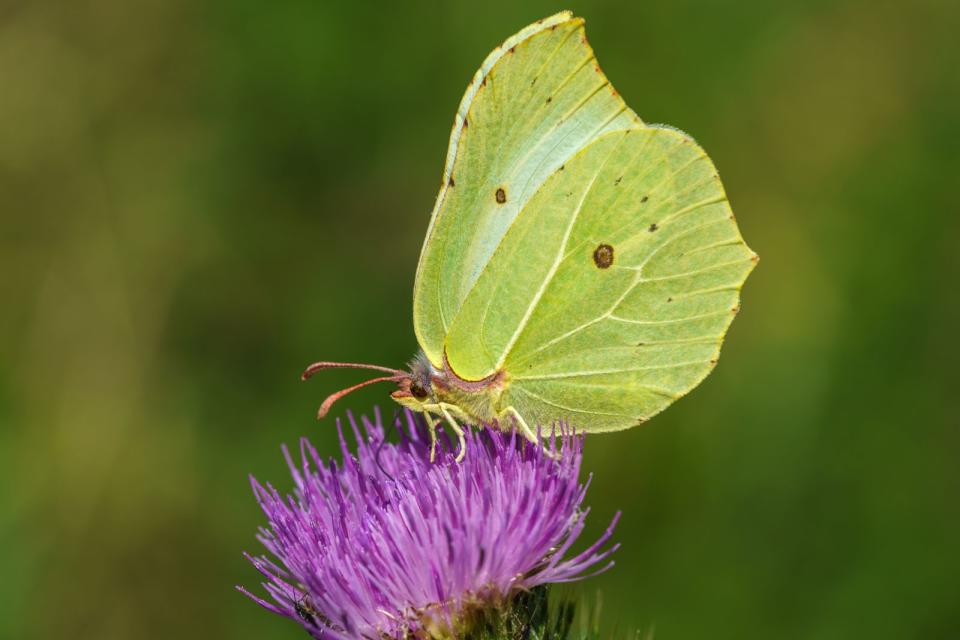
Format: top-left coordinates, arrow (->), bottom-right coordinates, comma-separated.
2,0 -> 958,638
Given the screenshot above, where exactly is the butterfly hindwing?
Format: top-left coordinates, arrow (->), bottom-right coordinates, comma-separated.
413,11 -> 642,368
446,126 -> 757,430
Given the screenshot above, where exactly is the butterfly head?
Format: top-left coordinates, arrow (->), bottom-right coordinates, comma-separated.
389,351 -> 439,412
301,353 -> 439,418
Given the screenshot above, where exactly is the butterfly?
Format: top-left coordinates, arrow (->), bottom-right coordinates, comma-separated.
304,11 -> 757,460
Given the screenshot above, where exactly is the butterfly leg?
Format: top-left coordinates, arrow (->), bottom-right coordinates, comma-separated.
422,409 -> 441,462
420,404 -> 466,462
500,406 -> 561,460
500,406 -> 538,443
437,403 -> 467,462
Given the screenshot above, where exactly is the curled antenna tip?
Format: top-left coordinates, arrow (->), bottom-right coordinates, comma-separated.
313,375 -> 403,420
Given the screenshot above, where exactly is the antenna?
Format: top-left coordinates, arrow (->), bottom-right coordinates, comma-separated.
301,360 -> 407,419
315,375 -> 402,419
301,361 -> 405,381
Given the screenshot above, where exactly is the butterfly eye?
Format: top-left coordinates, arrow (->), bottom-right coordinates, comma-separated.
410,382 -> 429,399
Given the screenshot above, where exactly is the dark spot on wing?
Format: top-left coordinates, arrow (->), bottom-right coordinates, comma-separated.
593,244 -> 614,269
448,176 -> 455,187
546,96 -> 552,104
558,164 -> 565,171
614,176 -> 622,185
509,46 -> 516,54
648,223 -> 658,232
641,195 -> 649,203
667,297 -> 673,302
495,188 -> 507,204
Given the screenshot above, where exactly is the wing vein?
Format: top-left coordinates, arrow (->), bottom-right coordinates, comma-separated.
487,26 -> 585,180
557,147 -> 707,262
607,309 -> 730,325
626,217 -> 731,276
508,77 -> 626,213
516,359 -> 715,381
633,257 -> 753,283
509,386 -> 632,418
493,134 -> 626,368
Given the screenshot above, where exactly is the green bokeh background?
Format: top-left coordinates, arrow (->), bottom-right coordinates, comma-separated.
2,1 -> 957,638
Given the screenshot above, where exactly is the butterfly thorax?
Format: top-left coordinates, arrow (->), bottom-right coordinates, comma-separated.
391,351 -> 507,426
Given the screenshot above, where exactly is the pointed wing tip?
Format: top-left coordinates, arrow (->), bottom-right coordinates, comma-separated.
545,9 -> 575,22
531,11 -> 582,33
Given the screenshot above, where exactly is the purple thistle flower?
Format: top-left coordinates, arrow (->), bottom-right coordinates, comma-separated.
238,408 -> 620,639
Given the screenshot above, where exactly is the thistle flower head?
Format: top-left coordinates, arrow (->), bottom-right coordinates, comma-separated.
239,409 -> 620,639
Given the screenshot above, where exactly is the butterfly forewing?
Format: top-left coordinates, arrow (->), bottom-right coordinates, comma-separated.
446,126 -> 756,431
413,11 -> 642,368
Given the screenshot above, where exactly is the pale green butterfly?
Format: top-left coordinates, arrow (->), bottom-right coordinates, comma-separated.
304,11 -> 757,460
